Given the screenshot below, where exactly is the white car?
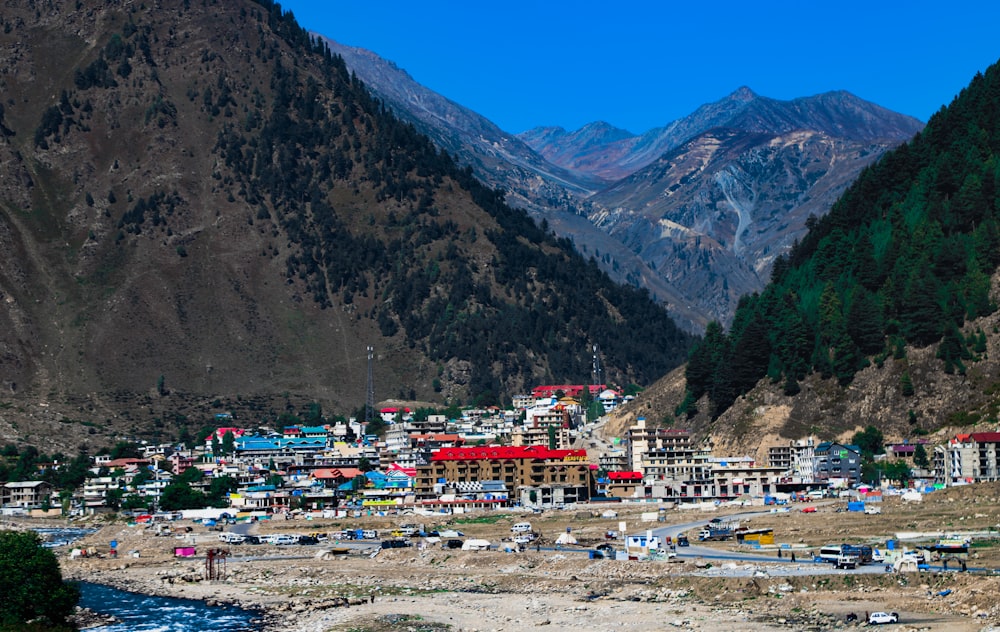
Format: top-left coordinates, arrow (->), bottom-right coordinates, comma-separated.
868,611 -> 899,624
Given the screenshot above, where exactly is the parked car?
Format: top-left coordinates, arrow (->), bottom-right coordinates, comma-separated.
442,539 -> 464,550
297,535 -> 320,545
511,522 -> 532,533
676,535 -> 690,547
381,539 -> 410,549
868,611 -> 899,624
243,535 -> 262,545
801,506 -> 817,513
596,543 -> 615,553
271,534 -> 298,545
218,532 -> 246,544
513,534 -> 534,545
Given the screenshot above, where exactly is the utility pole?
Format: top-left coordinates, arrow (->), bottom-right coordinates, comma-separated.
365,345 -> 375,427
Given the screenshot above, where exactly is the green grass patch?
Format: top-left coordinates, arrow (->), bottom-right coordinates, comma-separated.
450,514 -> 506,525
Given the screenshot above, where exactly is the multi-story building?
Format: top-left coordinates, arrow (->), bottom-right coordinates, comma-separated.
936,432 -> 1000,485
813,442 -> 862,485
414,445 -> 592,507
626,417 -> 704,476
767,437 -> 816,480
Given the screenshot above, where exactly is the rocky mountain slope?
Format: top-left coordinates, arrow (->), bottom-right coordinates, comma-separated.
323,38 -> 923,330
0,0 -> 693,450
316,38 -> 702,328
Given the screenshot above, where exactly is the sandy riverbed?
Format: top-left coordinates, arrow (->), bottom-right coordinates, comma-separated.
49,518 -> 1000,632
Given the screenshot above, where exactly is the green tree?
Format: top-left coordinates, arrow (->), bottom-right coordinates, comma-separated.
913,443 -> 930,468
851,425 -> 885,462
900,371 -> 915,397
159,481 -> 208,510
0,530 -> 79,628
220,430 -> 235,455
109,441 -> 142,460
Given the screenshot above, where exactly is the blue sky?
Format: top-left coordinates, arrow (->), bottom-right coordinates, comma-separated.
277,1 -> 1000,135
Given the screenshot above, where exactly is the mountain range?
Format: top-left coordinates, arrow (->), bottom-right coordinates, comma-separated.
324,39 -> 924,329
0,0 -> 693,450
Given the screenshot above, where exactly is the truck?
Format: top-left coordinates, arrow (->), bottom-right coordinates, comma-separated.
841,544 -> 873,565
835,554 -> 859,569
698,525 -> 735,541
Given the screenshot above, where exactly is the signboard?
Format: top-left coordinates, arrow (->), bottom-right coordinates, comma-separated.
839,450 -> 848,458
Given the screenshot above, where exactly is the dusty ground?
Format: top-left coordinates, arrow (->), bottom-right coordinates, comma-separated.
30,485 -> 1000,631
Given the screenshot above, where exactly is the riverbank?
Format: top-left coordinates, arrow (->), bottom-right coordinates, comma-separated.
4,502 -> 995,632
54,519 -> 998,632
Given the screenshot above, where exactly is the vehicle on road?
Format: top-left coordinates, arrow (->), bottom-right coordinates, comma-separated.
676,535 -> 689,547
297,535 -> 320,545
835,554 -> 858,569
218,532 -> 246,544
381,539 -> 410,549
271,534 -> 298,545
868,611 -> 899,624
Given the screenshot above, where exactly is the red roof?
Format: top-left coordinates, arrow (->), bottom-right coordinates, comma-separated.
311,468 -> 363,480
387,463 -> 417,477
608,471 -> 643,481
971,432 -> 1000,443
431,445 -> 587,462
531,384 -> 605,398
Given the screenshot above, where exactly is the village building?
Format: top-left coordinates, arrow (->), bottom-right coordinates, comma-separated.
414,445 -> 592,508
1,480 -> 54,509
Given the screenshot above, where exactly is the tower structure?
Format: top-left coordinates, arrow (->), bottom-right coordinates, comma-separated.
365,345 -> 375,425
592,344 -> 603,387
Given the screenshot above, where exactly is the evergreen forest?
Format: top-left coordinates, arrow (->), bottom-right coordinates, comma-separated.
683,59 -> 1000,418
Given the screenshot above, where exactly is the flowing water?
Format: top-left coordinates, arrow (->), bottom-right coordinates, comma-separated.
77,581 -> 261,631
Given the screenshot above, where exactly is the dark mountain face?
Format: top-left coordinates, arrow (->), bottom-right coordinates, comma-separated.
327,41 -> 923,331
0,0 -> 693,448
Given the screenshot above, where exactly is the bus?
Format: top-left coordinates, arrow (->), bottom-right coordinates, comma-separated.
818,544 -> 843,563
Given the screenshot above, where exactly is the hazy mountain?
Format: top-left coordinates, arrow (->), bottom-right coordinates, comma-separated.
0,0 -> 693,449
521,87 -> 924,181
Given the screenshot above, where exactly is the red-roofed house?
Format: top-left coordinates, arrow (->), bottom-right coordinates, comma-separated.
936,432 -> 1000,485
416,445 -> 592,507
531,385 -> 604,399
599,470 -> 644,499
311,468 -> 364,489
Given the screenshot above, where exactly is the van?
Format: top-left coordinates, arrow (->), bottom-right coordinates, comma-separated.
362,529 -> 378,539
511,522 -> 532,533
272,534 -> 298,545
807,490 -> 826,499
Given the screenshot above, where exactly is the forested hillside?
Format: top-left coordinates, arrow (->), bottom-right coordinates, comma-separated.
0,0 -> 692,449
682,60 -> 1000,418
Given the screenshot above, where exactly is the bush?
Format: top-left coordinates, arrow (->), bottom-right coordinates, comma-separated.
0,530 -> 79,627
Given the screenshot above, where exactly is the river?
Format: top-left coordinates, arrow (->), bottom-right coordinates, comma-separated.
77,581 -> 261,631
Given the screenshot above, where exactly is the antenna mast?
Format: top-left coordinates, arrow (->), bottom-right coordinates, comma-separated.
592,344 -> 603,387
365,345 -> 375,425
